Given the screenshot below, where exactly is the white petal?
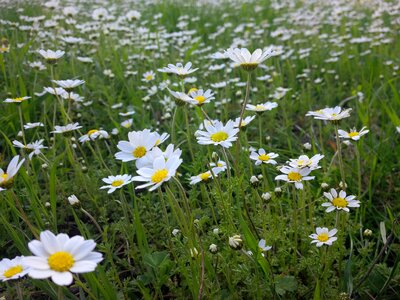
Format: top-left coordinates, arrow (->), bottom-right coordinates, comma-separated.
51,271 -> 73,286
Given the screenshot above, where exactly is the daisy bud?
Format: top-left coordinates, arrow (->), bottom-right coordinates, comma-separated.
229,235 -> 243,250
261,192 -> 271,201
339,181 -> 347,189
42,163 -> 48,169
363,229 -> 372,237
274,187 -> 282,196
172,229 -> 180,236
70,137 -> 76,142
257,174 -> 263,180
250,176 -> 259,186
190,247 -> 199,259
211,152 -> 219,163
18,131 -> 23,137
111,128 -> 119,135
67,194 -> 80,206
303,142 -> 312,150
321,182 -> 329,190
45,202 -> 51,207
209,244 -> 218,254
213,228 -> 219,235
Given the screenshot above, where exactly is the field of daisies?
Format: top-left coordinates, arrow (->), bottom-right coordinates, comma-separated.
0,0 -> 399,298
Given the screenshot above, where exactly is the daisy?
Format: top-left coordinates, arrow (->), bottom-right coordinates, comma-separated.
195,120 -> 239,148
24,122 -> 44,129
13,140 -> 47,159
224,47 -> 276,71
4,96 -> 31,103
338,127 -> 369,141
44,87 -> 68,96
142,71 -> 155,82
233,115 -> 256,128
210,160 -> 228,171
119,111 -> 135,116
52,79 -> 85,91
38,49 -> 65,62
309,227 -> 338,247
100,174 -> 133,194
51,123 -> 82,134
189,167 -> 223,185
275,166 -> 314,189
121,119 -> 133,128
168,88 -> 191,106
154,132 -> 170,146
23,230 -> 103,286
79,129 -> 109,143
288,154 -> 324,170
0,155 -> 25,189
306,106 -> 352,121
158,62 -> 198,77
0,256 -> 29,282
258,239 -> 272,255
115,129 -> 158,162
135,144 -> 181,169
186,89 -> 215,106
321,188 -> 360,212
246,101 -> 278,113
250,149 -> 279,166
132,155 -> 182,191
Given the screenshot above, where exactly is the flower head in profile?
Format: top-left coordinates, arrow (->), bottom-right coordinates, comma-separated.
309,227 -> 337,247
195,120 -> 239,148
322,188 -> 360,212
132,154 -> 182,191
233,115 -> 256,128
306,106 -> 352,121
51,123 -> 82,134
189,167 -> 223,185
258,239 -> 272,256
79,129 -> 109,143
100,174 -> 133,194
0,155 -> 25,189
275,166 -> 314,189
224,47 -> 276,71
13,140 -> 47,159
38,49 -> 65,63
0,256 -> 29,282
4,96 -> 31,103
158,62 -> 198,77
338,127 -> 369,141
250,149 -> 279,166
52,79 -> 85,91
23,230 -> 103,286
288,154 -> 324,170
246,101 -> 278,113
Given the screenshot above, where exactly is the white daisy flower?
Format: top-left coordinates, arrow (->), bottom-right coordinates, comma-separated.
246,101 -> 278,113
119,111 -> 135,116
13,139 -> 47,159
79,129 -> 109,143
24,122 -> 44,129
0,155 -> 25,189
158,62 -> 198,76
121,119 -> 133,128
100,174 -> 133,194
186,89 -> 215,106
210,160 -> 228,171
228,235 -> 243,249
338,127 -> 369,141
233,115 -> 256,128
52,79 -> 85,90
51,123 -> 82,134
224,47 -> 276,71
115,129 -> 158,162
189,167 -> 223,185
258,239 -> 272,255
0,256 -> 29,282
250,149 -> 279,166
132,154 -> 182,191
195,120 -> 239,148
38,49 -> 65,61
288,154 -> 324,170
142,71 -> 155,82
309,227 -> 338,247
306,106 -> 352,121
275,166 -> 314,189
321,188 -> 360,213
23,231 -> 103,286
4,96 -> 31,103
44,87 -> 68,96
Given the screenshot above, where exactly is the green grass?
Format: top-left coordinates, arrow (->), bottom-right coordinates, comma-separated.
0,0 -> 399,299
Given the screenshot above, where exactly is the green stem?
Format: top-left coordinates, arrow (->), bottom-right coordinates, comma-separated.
17,105 -> 26,145
334,123 -> 346,190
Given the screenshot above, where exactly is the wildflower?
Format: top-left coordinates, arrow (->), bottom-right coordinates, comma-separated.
233,115 -> 256,128
158,62 -> 198,77
246,101 -> 278,113
288,154 -> 324,170
258,239 -> 272,255
210,160 -> 228,171
132,155 -> 182,191
363,229 -> 372,237
79,129 -> 109,143
51,123 -> 82,134
0,155 -> 25,189
186,89 -> 215,106
338,127 -> 369,141
121,119 -> 133,128
195,120 -> 239,148
306,106 -> 352,121
67,194 -> 80,206
142,71 -> 155,82
250,149 -> 279,166
190,248 -> 199,259
23,230 -> 102,286
52,79 -> 85,91
115,129 -> 158,162
229,235 -> 243,249
309,227 -> 338,247
0,256 -> 29,282
4,96 -> 31,103
275,166 -> 314,189
322,188 -> 360,212
100,174 -> 133,194
213,228 -> 219,235
24,122 -> 44,130
168,89 -> 191,106
38,49 -> 65,63
224,47 -> 276,71
250,175 -> 259,186
209,244 -> 218,254
13,140 -> 47,159
303,142 -> 312,150
189,167 -> 223,185
172,229 -> 180,236
261,192 -> 271,201
321,182 -> 329,190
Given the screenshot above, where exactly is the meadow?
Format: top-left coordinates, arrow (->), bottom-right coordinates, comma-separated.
0,0 -> 399,299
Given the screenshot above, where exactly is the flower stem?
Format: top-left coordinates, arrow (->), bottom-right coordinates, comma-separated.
334,123 -> 346,190
17,105 -> 26,145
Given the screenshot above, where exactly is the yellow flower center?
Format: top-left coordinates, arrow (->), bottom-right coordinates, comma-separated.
317,233 -> 329,242
145,74 -> 153,81
133,146 -> 147,158
348,132 -> 359,138
1,173 -> 8,181
48,251 -> 74,272
194,95 -> 206,104
111,180 -> 124,187
151,169 -> 168,183
255,105 -> 265,111
210,131 -> 228,142
3,265 -> 23,278
287,172 -> 302,181
13,97 -> 25,102
240,62 -> 258,71
87,129 -> 98,136
332,197 -> 348,208
258,154 -> 270,161
199,172 -> 211,181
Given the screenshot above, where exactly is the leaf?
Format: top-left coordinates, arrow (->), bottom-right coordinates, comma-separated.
275,275 -> 297,296
313,279 -> 321,300
143,251 -> 170,269
380,221 -> 387,244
